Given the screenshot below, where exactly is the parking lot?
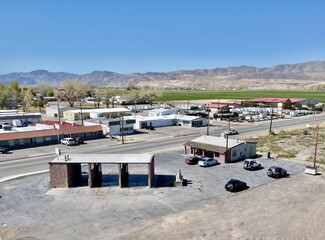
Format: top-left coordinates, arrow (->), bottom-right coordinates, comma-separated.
0,149 -> 306,239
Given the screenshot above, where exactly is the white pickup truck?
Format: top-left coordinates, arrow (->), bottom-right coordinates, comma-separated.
61,137 -> 77,146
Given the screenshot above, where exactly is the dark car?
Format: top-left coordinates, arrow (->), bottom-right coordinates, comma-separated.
0,147 -> 9,154
185,156 -> 201,165
267,166 -> 287,178
73,137 -> 85,144
225,179 -> 247,192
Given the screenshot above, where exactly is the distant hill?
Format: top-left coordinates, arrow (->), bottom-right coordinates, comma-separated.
1,61 -> 325,90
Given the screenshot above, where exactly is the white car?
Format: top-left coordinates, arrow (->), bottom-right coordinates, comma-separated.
60,137 -> 77,146
198,157 -> 219,167
224,128 -> 239,135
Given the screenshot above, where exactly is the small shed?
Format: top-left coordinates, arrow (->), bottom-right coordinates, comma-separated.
184,135 -> 256,163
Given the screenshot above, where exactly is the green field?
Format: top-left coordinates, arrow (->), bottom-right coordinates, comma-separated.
155,90 -> 325,102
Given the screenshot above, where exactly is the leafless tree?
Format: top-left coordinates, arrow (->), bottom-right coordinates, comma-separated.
60,79 -> 89,107
142,91 -> 161,105
127,91 -> 142,112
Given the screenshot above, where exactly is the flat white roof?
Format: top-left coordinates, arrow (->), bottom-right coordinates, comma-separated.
50,153 -> 154,164
191,135 -> 244,148
134,114 -> 202,121
66,108 -> 131,114
0,124 -> 55,134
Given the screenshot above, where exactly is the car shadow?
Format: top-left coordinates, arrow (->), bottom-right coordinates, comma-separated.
3,152 -> 13,154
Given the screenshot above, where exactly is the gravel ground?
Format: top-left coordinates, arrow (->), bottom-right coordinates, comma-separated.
1,149 -> 321,240
116,172 -> 325,240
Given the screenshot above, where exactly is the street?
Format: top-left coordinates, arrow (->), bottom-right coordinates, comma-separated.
0,113 -> 324,181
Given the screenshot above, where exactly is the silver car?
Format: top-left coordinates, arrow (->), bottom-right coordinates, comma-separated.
198,157 -> 218,167
243,159 -> 262,170
224,128 -> 239,135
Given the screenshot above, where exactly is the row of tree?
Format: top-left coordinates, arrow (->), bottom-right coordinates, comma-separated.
0,80 -> 161,111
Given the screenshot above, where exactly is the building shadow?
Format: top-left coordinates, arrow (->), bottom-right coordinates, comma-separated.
155,175 -> 176,188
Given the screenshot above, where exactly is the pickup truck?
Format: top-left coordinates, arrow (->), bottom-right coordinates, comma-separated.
61,138 -> 77,146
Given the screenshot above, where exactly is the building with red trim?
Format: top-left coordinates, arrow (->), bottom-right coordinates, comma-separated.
0,121 -> 103,150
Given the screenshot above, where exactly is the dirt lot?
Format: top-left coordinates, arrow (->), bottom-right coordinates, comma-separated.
246,124 -> 325,165
116,173 -> 325,240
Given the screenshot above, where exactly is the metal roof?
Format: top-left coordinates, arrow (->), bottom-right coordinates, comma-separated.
247,98 -> 291,103
50,153 -> 154,164
184,135 -> 251,152
66,108 -> 131,114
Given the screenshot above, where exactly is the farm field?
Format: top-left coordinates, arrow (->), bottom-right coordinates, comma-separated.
156,90 -> 325,102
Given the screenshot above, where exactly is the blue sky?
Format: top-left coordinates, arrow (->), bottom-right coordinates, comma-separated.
1,0 -> 325,74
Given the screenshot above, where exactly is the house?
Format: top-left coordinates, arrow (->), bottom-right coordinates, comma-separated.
247,98 -> 319,111
88,117 -> 136,136
184,135 -> 257,163
45,105 -> 78,118
63,108 -> 131,121
133,114 -> 207,129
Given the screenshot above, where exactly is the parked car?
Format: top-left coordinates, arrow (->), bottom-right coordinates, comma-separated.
185,156 -> 201,165
224,128 -> 239,135
225,179 -> 248,192
198,157 -> 218,167
267,166 -> 287,178
61,137 -> 77,146
0,147 -> 9,154
243,159 -> 262,170
73,137 -> 85,144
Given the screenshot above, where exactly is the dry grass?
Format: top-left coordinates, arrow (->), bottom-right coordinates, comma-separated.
246,127 -> 325,165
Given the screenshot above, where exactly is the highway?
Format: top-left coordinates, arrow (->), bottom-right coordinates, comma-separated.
0,113 -> 324,181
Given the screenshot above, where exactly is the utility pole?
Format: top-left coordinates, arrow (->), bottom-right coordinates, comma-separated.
225,134 -> 229,163
57,96 -> 61,125
313,123 -> 320,169
269,105 -> 274,134
121,113 -> 125,144
206,105 -> 210,135
228,106 -> 231,130
80,100 -> 84,126
187,90 -> 189,111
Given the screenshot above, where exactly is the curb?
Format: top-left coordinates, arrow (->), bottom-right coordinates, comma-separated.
0,152 -> 55,163
0,170 -> 49,183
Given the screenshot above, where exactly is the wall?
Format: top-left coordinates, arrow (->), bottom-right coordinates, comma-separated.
49,163 -> 68,188
229,143 -> 256,162
67,163 -> 82,187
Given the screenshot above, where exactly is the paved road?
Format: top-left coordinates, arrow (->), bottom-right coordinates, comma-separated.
0,113 -> 324,181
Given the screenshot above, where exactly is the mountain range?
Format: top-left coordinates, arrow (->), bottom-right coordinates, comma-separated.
1,61 -> 325,90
